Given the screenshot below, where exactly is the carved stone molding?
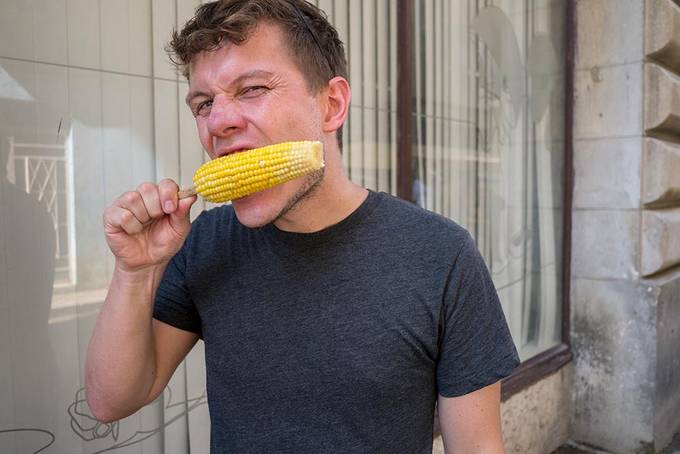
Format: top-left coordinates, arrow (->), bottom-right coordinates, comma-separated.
642,208 -> 680,276
646,0 -> 680,73
643,138 -> 680,207
645,63 -> 680,141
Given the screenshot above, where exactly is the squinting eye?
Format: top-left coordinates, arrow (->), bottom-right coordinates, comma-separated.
195,100 -> 212,117
240,86 -> 268,98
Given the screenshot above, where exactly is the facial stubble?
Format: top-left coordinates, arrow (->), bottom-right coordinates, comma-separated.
271,166 -> 325,224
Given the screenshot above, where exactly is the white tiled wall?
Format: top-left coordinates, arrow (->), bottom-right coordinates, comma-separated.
0,1 -> 208,452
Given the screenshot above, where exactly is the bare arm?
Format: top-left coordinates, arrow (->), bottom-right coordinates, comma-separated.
438,381 -> 506,454
85,179 -> 198,422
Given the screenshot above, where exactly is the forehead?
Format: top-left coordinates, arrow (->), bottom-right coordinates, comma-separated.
188,22 -> 299,87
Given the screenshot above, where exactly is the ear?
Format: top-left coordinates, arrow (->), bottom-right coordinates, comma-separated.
322,76 -> 351,135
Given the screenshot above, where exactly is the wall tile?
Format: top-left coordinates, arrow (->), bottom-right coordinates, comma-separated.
575,0 -> 644,69
129,0 -> 153,77
652,268 -> 680,448
574,62 -> 643,140
152,0 -> 177,80
571,277 -> 656,452
66,0 -> 101,70
154,79 -> 180,182
34,63 -> 69,143
571,209 -> 640,280
0,58 -> 37,142
34,0 -> 68,65
0,1 -> 35,61
67,68 -> 108,290
100,0 -> 130,74
573,137 -> 642,210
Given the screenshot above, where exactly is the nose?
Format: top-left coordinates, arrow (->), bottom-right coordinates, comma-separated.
206,94 -> 247,137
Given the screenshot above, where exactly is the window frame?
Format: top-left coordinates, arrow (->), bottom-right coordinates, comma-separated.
394,0 -> 575,400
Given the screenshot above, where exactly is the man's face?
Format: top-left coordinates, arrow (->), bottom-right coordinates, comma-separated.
186,22 -> 325,228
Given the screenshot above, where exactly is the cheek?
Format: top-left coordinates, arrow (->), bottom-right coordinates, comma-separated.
196,120 -> 214,156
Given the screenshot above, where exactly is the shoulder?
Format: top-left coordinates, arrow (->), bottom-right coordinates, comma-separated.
370,191 -> 474,255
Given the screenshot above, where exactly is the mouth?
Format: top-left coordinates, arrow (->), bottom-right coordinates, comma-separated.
215,145 -> 256,158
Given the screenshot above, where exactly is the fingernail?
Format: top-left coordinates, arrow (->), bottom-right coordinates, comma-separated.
164,201 -> 174,212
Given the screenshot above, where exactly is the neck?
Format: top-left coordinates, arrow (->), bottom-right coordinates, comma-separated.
273,145 -> 368,233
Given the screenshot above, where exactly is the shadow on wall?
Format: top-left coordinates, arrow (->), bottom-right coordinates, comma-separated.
0,148 -> 58,452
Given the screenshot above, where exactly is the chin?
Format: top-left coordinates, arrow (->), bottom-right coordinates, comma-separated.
231,190 -> 280,228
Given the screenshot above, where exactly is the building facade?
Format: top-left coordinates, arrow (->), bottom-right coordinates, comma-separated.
0,0 -> 678,453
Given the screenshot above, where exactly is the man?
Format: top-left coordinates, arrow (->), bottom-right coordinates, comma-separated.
85,1 -> 519,452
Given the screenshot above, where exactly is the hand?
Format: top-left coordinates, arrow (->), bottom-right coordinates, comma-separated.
103,179 -> 197,272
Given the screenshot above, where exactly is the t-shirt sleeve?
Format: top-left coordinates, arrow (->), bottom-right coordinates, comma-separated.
153,243 -> 202,338
436,233 -> 520,397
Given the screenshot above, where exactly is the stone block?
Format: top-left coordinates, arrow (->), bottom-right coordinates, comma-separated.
502,364 -> 572,454
432,364 -> 572,454
572,210 -> 640,280
642,138 -> 680,207
576,0 -> 644,69
645,63 -> 680,141
645,0 -> 680,73
571,278 -> 657,453
573,137 -> 642,209
646,268 -> 680,450
574,63 -> 643,140
641,208 -> 680,276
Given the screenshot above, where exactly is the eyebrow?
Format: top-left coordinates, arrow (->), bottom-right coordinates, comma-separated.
185,69 -> 276,105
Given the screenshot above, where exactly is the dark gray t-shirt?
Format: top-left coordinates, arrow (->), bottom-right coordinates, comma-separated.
154,190 -> 519,453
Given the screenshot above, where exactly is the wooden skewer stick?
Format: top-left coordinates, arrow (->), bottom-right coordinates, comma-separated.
177,188 -> 197,199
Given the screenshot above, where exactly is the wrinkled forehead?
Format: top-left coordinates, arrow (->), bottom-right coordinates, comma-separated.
187,21 -> 300,83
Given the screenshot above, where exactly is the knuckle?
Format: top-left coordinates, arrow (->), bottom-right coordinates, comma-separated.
121,191 -> 139,205
159,178 -> 179,193
119,210 -> 133,224
137,182 -> 157,194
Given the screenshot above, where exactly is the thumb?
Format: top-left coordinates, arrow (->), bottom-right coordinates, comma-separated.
169,195 -> 197,235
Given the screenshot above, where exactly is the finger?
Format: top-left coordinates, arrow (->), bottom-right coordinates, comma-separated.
136,182 -> 163,220
114,190 -> 151,225
105,206 -> 145,235
169,194 -> 197,234
158,178 -> 180,214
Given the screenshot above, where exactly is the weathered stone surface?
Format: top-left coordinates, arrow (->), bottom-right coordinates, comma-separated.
642,208 -> 680,276
576,0 -> 644,69
646,268 -> 680,451
645,0 -> 680,73
572,210 -> 640,280
502,365 -> 572,454
642,138 -> 680,206
645,63 -> 680,141
574,62 -> 643,140
571,277 -> 657,453
573,137 -> 642,209
432,365 -> 572,454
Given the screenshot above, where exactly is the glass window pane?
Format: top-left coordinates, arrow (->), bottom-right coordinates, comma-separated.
323,0 -> 400,195
411,0 -> 565,360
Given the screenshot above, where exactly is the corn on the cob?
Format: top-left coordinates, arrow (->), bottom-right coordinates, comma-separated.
178,141 -> 324,203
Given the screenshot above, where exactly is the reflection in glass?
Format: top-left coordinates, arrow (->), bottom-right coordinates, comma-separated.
0,0 -> 208,450
412,0 -> 565,360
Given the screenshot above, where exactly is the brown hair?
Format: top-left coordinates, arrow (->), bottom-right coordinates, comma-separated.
168,0 -> 347,89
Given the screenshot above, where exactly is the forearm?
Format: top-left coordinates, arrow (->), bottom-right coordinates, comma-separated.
85,264 -> 166,422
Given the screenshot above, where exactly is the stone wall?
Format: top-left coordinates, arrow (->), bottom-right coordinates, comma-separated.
432,364 -> 572,454
572,0 -> 680,452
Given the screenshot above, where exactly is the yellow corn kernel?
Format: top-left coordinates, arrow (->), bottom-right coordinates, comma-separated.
191,141 -> 324,203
